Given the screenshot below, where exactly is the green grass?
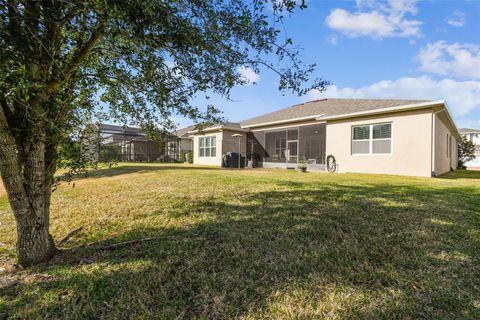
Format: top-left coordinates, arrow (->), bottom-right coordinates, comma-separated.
0,163 -> 479,319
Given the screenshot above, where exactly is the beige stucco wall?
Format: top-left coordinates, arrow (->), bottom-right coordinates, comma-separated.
193,131 -> 223,166
434,113 -> 458,175
325,109 -> 433,177
193,130 -> 248,166
180,138 -> 192,152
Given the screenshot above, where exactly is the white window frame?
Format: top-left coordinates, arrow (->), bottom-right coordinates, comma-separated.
199,136 -> 216,157
351,122 -> 392,155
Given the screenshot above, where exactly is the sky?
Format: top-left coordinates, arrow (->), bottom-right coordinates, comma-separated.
177,0 -> 480,130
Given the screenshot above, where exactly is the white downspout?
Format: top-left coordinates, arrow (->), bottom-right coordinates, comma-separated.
431,109 -> 445,177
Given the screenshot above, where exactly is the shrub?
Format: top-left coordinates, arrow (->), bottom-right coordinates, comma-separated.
179,151 -> 187,163
297,159 -> 307,168
458,136 -> 476,169
181,151 -> 193,163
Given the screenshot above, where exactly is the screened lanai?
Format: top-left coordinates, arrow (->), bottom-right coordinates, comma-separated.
82,124 -> 183,163
248,123 -> 326,171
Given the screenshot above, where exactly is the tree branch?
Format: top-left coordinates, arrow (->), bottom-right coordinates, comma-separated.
45,21 -> 106,95
0,97 -> 29,212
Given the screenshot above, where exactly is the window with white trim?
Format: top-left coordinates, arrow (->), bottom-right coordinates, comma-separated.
199,136 -> 216,157
352,123 -> 392,155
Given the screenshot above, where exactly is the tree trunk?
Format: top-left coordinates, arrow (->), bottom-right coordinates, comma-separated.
0,106 -> 56,267
15,149 -> 56,267
1,143 -> 57,266
12,192 -> 56,267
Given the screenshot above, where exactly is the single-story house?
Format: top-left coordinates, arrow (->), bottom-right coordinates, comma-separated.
183,99 -> 460,177
173,125 -> 195,155
459,128 -> 480,168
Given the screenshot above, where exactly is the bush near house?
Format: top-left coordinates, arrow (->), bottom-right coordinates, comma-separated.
179,151 -> 194,164
0,164 -> 479,319
458,136 -> 476,169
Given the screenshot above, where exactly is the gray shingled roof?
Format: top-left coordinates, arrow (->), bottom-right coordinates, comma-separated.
459,128 -> 480,134
174,125 -> 196,138
240,98 -> 432,127
98,124 -> 145,137
176,122 -> 243,137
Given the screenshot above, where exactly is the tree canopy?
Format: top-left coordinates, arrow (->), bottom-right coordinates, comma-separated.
1,0 -> 325,134
0,0 -> 326,266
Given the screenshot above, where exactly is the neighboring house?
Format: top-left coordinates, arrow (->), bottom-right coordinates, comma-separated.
173,125 -> 195,154
183,99 -> 460,177
173,125 -> 195,162
459,128 -> 480,168
81,124 -> 193,163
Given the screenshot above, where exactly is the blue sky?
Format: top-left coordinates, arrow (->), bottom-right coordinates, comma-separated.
178,0 -> 480,130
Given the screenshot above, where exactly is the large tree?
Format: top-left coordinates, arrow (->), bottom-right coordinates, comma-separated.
0,0 -> 326,266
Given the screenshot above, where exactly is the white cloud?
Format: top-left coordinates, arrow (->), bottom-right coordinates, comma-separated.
238,66 -> 260,85
326,34 -> 338,45
418,41 -> 480,80
306,76 -> 480,117
446,10 -> 466,27
325,0 -> 421,39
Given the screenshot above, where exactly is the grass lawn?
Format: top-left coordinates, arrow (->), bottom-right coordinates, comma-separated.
0,164 -> 479,319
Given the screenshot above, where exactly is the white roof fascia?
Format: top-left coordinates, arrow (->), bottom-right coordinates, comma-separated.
241,114 -> 325,129
188,126 -> 249,134
316,100 -> 445,121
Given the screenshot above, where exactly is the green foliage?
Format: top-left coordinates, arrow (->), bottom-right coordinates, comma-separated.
186,151 -> 194,164
56,134 -> 117,188
0,0 -> 327,265
179,151 -> 193,163
179,150 -> 194,164
297,158 -> 307,168
0,0 -> 326,152
179,151 -> 186,163
56,136 -> 93,186
98,146 -> 120,163
458,136 -> 476,166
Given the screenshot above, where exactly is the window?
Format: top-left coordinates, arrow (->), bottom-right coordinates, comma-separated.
352,123 -> 392,155
352,126 -> 370,154
199,136 -> 216,157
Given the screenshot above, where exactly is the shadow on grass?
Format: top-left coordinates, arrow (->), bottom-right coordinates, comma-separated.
1,181 -> 479,319
68,164 -> 221,180
438,169 -> 480,180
